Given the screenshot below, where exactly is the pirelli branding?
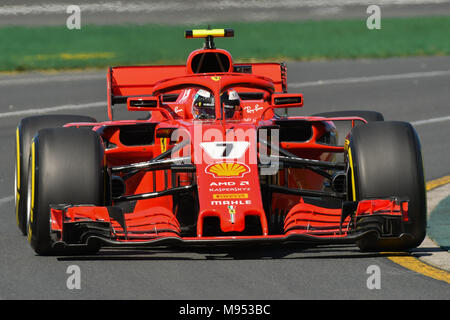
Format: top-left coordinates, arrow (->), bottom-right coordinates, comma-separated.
212,193 -> 249,199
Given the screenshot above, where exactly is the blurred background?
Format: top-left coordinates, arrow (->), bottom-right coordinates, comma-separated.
0,0 -> 449,70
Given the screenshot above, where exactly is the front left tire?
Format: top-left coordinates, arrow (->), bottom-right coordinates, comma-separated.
15,115 -> 96,235
27,127 -> 106,255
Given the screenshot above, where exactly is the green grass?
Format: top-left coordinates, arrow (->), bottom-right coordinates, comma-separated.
1,16 -> 450,71
428,194 -> 450,249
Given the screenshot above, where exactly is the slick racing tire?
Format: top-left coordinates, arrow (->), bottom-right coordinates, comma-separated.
27,127 -> 106,255
347,121 -> 426,251
15,115 -> 96,235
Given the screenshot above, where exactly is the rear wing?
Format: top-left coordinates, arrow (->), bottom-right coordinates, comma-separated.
106,62 -> 287,120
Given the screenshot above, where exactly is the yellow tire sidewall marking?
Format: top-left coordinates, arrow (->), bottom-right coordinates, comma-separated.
27,141 -> 36,243
347,146 -> 357,201
15,127 -> 20,189
15,127 -> 20,226
31,141 -> 35,223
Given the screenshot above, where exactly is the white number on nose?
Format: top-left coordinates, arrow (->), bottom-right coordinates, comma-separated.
200,141 -> 249,159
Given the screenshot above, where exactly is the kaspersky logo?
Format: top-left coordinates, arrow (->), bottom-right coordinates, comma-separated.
205,162 -> 250,178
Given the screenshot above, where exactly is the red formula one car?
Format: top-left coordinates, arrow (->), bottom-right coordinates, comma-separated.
15,29 -> 426,255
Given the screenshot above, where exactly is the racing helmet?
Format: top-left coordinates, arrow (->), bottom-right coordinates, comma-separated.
192,89 -> 215,119
221,89 -> 240,119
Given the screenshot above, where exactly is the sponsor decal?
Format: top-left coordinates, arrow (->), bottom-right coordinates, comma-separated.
243,104 -> 264,114
228,205 -> 236,224
174,106 -> 183,114
209,182 -> 251,192
211,76 -> 221,81
213,193 -> 248,199
205,162 -> 250,178
209,187 -> 250,192
211,200 -> 251,206
210,181 -> 249,186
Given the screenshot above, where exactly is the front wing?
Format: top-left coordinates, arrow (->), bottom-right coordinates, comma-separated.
49,198 -> 410,250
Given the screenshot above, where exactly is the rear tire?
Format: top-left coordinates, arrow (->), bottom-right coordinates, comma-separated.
15,115 -> 96,235
27,127 -> 106,255
347,121 -> 426,251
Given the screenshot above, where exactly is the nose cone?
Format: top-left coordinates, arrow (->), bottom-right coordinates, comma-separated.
191,123 -> 267,236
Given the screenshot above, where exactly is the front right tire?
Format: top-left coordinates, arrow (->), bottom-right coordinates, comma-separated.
347,121 -> 426,251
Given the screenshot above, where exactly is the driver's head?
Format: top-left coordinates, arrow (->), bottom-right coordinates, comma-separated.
221,89 -> 240,119
192,89 -> 215,120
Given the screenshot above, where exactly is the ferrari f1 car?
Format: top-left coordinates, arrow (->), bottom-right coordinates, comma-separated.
15,29 -> 426,255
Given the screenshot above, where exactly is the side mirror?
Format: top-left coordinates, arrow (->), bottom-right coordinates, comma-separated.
271,93 -> 303,108
127,96 -> 159,111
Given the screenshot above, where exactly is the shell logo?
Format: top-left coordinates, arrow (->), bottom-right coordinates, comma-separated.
205,162 -> 250,178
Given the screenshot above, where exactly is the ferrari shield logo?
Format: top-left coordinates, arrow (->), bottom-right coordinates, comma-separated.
228,205 -> 236,224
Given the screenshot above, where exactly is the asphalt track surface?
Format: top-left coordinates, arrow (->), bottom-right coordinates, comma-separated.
0,56 -> 449,299
1,0 -> 450,26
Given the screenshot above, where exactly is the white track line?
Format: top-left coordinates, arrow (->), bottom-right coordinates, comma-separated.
411,115 -> 450,126
0,73 -> 105,86
0,195 -> 14,206
1,1 -> 450,15
1,99 -> 448,125
0,101 -> 104,118
1,68 -> 449,87
289,70 -> 450,88
1,69 -> 449,123
2,69 -> 449,87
